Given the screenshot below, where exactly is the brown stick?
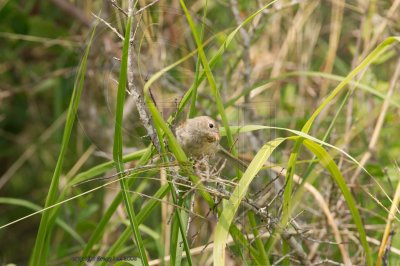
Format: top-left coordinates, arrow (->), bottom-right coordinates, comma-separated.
127,1 -> 161,153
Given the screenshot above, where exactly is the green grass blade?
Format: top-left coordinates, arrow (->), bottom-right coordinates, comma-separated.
151,93 -> 195,266
226,124 -> 387,200
113,14 -> 149,266
226,70 -> 400,109
144,74 -> 214,206
264,139 -> 302,255
188,0 -> 208,118
221,124 -> 381,178
69,149 -> 147,186
0,197 -> 85,246
282,241 -> 290,266
77,147 -> 152,264
268,37 -> 400,266
302,36 -> 400,133
179,0 -> 235,153
221,123 -> 380,265
248,211 -> 269,265
169,198 -> 188,266
99,184 -> 170,266
29,26 -> 96,266
180,0 -> 279,165
213,138 -> 285,265
302,139 -> 372,265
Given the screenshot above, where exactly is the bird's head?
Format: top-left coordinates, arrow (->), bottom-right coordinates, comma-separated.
191,116 -> 220,143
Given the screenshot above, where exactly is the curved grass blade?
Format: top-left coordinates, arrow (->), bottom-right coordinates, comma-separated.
188,0 -> 209,118
180,0 -> 279,166
221,124 -> 390,202
302,139 -> 371,265
213,138 -> 285,265
69,149 -> 147,186
179,0 -> 235,153
29,25 -> 97,266
222,123 -> 386,264
274,37 -> 400,266
303,36 -> 400,133
226,70 -> 400,109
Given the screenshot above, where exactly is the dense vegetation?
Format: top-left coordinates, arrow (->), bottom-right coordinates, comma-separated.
1,1 -> 400,265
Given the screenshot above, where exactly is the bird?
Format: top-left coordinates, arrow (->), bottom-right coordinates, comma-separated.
73,116 -> 248,187
175,116 -> 248,171
175,116 -> 220,158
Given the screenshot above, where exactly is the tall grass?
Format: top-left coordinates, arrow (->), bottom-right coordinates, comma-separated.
2,1 -> 400,265
29,26 -> 97,266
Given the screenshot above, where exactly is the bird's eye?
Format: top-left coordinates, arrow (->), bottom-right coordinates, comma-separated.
208,123 -> 214,128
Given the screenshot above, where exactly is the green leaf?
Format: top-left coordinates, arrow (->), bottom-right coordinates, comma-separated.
29,25 -> 97,266
302,139 -> 371,265
213,138 -> 285,265
113,14 -> 149,266
303,37 -> 400,133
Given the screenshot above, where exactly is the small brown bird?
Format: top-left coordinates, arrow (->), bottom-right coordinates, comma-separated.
74,116 -> 248,186
175,116 -> 220,158
175,116 -> 248,170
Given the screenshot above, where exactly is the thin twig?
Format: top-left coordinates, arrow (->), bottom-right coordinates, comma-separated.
267,163 -> 352,265
314,259 -> 345,266
107,0 -> 128,16
135,0 -> 161,15
127,2 -> 161,153
91,13 -> 124,40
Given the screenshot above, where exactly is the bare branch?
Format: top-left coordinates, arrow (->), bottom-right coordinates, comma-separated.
107,0 -> 128,16
135,0 -> 161,15
127,1 -> 161,153
91,13 -> 124,40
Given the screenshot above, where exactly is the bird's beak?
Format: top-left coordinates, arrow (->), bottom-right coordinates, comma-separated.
214,132 -> 220,142
207,132 -> 220,143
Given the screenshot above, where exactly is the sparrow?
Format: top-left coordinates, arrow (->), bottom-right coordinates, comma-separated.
175,116 -> 220,158
175,116 -> 248,171
73,116 -> 248,187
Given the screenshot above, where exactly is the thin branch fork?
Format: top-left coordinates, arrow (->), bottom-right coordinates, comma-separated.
127,1 -> 161,153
